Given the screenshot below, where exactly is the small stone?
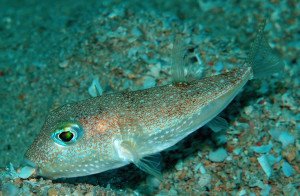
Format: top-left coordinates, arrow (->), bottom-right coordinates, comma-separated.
85,191 -> 94,196
178,171 -> 186,180
168,188 -> 178,196
18,166 -> 36,179
238,189 -> 247,196
244,105 -> 254,115
88,77 -> 103,97
233,148 -> 242,155
281,146 -> 296,162
2,183 -> 19,196
282,161 -> 295,177
278,132 -> 295,148
260,184 -> 271,196
131,27 -> 142,37
33,62 -> 47,69
175,160 -> 183,171
269,129 -> 295,148
198,174 -> 211,187
143,76 -> 156,89
257,155 -> 272,178
208,148 -> 228,162
282,183 -> 298,195
149,63 -> 161,78
48,188 -> 58,196
194,163 -> 206,174
250,144 -> 273,154
59,60 -> 69,68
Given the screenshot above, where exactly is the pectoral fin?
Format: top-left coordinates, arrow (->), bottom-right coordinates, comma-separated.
134,154 -> 162,180
114,139 -> 162,180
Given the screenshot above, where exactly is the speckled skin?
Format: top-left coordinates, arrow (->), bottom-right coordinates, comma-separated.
25,66 -> 252,179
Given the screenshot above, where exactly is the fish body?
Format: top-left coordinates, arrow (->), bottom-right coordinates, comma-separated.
24,22 -> 284,179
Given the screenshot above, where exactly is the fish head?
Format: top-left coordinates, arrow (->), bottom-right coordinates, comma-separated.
24,102 -> 119,179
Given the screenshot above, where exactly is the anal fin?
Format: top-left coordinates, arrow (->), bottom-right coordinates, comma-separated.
207,116 -> 228,132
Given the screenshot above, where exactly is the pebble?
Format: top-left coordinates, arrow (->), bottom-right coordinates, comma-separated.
88,77 -> 103,97
282,161 -> 295,177
265,154 -> 282,166
244,105 -> 254,115
281,146 -> 296,162
168,188 -> 178,196
18,166 -> 36,179
208,148 -> 228,162
233,148 -> 242,155
278,132 -> 295,148
2,183 -> 19,196
48,188 -> 58,196
59,60 -> 69,68
238,189 -> 247,196
214,61 -> 224,73
269,129 -> 295,148
257,155 -> 272,178
33,62 -> 47,69
260,184 -> 271,196
175,160 -> 184,171
149,63 -> 161,78
143,76 -> 156,89
250,144 -> 273,154
194,163 -> 206,174
131,27 -> 142,37
85,191 -> 94,196
281,91 -> 297,110
198,174 -> 211,187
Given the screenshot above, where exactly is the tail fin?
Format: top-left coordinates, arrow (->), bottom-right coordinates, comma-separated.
247,20 -> 284,79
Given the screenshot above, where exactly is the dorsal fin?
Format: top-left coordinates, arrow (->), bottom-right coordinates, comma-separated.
171,39 -> 189,83
171,38 -> 203,84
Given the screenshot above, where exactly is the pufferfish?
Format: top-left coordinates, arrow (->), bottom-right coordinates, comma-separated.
22,22 -> 283,180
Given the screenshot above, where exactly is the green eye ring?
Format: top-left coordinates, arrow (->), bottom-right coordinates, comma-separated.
52,122 -> 83,146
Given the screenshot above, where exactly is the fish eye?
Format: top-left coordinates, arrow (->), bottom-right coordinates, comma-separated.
59,131 -> 74,142
52,123 -> 83,146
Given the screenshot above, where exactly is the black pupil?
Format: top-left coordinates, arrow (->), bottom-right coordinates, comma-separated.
59,131 -> 74,142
